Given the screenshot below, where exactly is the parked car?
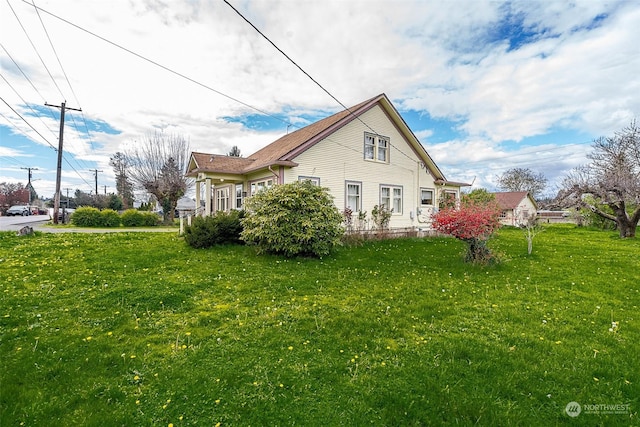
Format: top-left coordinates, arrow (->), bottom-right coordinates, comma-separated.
6,205 -> 31,216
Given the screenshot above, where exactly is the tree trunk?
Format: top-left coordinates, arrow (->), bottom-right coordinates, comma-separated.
618,218 -> 636,238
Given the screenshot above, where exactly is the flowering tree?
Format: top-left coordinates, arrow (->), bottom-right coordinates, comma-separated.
432,200 -> 502,263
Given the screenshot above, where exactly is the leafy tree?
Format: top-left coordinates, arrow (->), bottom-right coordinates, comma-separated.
241,181 -> 343,257
228,145 -> 242,157
109,152 -> 135,209
124,132 -> 193,224
0,182 -> 29,212
107,194 -> 124,211
497,168 -> 547,199
462,188 -> 496,205
432,199 -> 502,263
560,120 -> 640,238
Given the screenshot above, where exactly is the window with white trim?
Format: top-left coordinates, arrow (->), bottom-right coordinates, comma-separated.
250,178 -> 274,196
364,132 -> 390,163
235,184 -> 243,209
420,188 -> 434,205
216,187 -> 229,212
298,176 -> 320,186
345,181 -> 362,212
380,185 -> 402,214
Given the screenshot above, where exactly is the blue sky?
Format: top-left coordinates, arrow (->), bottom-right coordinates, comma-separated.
1,0 -> 638,199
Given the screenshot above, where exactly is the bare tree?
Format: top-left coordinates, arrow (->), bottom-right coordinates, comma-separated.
497,168 -> 547,199
560,120 -> 640,238
124,132 -> 193,223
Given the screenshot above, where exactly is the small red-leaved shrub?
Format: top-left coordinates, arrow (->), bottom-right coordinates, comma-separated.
432,200 -> 502,263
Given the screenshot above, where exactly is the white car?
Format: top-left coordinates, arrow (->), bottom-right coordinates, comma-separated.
6,205 -> 31,216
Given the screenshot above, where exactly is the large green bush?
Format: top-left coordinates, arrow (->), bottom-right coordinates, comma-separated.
241,181 -> 343,257
184,210 -> 245,248
71,207 -> 103,227
100,209 -> 121,227
121,209 -> 160,227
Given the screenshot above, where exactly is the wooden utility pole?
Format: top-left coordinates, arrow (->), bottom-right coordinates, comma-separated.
45,101 -> 81,224
21,167 -> 38,203
90,169 -> 103,196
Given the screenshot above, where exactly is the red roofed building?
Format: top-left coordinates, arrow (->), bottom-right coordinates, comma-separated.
493,191 -> 538,226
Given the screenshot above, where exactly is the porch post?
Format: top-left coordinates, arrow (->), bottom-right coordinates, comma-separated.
205,178 -> 212,216
195,180 -> 201,215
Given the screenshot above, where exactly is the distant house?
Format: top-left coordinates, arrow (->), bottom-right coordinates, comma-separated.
493,191 -> 538,226
186,93 -> 468,231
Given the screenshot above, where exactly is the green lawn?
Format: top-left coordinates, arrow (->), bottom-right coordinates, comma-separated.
1,225 -> 638,426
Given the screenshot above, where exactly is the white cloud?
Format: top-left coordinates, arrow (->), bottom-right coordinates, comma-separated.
1,0 -> 638,198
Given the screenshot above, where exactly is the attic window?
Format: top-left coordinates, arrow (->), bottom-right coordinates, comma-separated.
364,132 -> 389,163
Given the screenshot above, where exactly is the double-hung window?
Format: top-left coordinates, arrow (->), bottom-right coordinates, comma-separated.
364,132 -> 390,163
216,187 -> 229,212
380,185 -> 402,214
235,184 -> 243,209
345,181 -> 362,212
420,188 -> 434,206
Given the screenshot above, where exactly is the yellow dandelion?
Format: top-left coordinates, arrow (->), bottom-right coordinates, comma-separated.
594,377 -> 599,382
215,399 -> 221,404
134,375 -> 140,381
185,332 -> 191,336
136,400 -> 140,405
107,331 -> 113,336
130,355 -> 136,359
279,383 -> 284,388
287,346 -> 293,351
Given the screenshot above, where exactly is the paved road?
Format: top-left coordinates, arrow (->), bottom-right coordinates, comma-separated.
0,215 -> 177,233
0,215 -> 50,232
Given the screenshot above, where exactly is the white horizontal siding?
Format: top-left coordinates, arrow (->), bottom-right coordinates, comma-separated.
284,105 -> 446,229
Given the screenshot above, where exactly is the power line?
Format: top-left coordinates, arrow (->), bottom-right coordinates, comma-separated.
0,72 -> 59,139
222,0 -> 421,164
0,42 -> 59,122
22,0 -> 292,128
6,0 -> 66,99
0,95 -> 57,149
30,0 -> 98,154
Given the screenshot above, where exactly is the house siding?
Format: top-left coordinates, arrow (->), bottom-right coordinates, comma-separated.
282,105 -> 445,229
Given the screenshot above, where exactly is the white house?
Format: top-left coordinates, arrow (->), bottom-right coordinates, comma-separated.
186,94 -> 468,231
493,191 -> 538,226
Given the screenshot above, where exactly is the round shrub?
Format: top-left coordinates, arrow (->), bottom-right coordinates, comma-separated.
121,209 -> 144,227
241,181 -> 343,257
100,209 -> 121,227
71,206 -> 102,227
184,210 -> 244,248
140,211 -> 161,226
121,209 -> 160,227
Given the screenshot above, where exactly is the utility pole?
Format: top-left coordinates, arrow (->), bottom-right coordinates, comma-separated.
64,188 -> 72,208
103,185 -> 108,195
90,169 -> 103,197
45,101 -> 81,224
21,167 -> 38,203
